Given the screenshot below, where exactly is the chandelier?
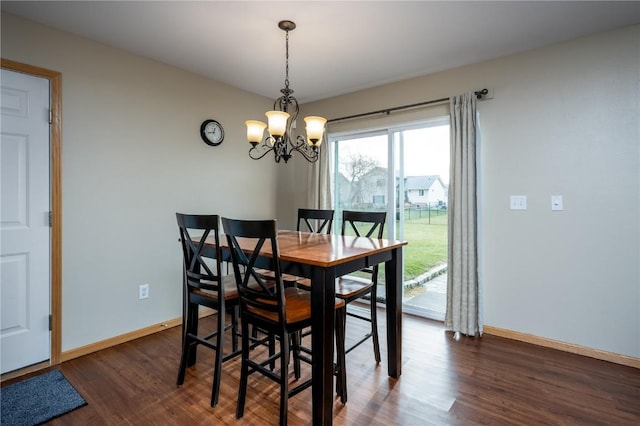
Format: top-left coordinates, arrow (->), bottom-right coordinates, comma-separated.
245,20 -> 327,163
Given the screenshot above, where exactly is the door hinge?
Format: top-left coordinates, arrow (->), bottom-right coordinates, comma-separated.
48,211 -> 53,227
49,109 -> 52,124
49,315 -> 53,331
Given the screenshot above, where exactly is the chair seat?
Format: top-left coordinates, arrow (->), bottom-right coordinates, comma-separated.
256,268 -> 300,285
194,274 -> 273,303
192,274 -> 241,301
297,276 -> 374,301
335,276 -> 374,300
248,287 -> 345,325
296,278 -> 311,290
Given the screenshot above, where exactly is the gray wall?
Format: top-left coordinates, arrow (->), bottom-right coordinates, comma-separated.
299,25 -> 640,358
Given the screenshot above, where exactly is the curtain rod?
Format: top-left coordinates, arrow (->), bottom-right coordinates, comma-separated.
326,88 -> 488,124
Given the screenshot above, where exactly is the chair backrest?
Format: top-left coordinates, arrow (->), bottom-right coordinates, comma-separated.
341,210 -> 386,239
176,213 -> 224,296
341,210 -> 387,280
221,217 -> 286,324
297,208 -> 334,234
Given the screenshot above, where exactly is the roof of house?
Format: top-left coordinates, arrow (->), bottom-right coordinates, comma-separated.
404,175 -> 442,190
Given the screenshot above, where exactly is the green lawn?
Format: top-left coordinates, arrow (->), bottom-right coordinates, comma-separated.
400,210 -> 448,280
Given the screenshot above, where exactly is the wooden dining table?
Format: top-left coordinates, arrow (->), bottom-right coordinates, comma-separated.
212,229 -> 407,425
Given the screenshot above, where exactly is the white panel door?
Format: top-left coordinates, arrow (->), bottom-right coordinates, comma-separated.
1,69 -> 51,374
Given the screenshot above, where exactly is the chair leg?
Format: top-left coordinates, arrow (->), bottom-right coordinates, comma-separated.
280,333 -> 290,426
291,332 -> 301,379
335,307 -> 347,404
231,306 -> 239,353
186,302 -> 199,367
236,320 -> 250,419
210,307 -> 225,407
370,291 -> 381,364
177,301 -> 198,386
269,334 -> 276,371
176,334 -> 190,386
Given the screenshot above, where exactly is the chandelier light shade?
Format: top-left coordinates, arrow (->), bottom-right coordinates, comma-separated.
304,116 -> 327,145
265,111 -> 289,138
245,120 -> 268,144
246,20 -> 326,163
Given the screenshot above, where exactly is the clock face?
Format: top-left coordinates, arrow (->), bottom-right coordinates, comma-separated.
200,120 -> 224,146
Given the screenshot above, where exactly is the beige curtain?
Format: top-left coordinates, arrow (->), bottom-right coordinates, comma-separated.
445,92 -> 481,337
306,133 -> 332,209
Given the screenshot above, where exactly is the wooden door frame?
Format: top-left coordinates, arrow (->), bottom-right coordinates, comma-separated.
1,58 -> 62,370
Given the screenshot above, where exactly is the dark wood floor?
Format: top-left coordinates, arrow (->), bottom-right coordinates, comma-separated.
4,311 -> 639,425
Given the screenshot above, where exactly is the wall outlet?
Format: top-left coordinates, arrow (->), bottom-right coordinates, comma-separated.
139,283 -> 149,300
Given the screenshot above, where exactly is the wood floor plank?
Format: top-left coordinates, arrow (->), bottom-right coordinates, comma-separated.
3,311 -> 638,425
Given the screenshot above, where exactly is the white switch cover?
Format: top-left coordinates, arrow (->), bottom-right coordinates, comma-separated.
510,195 -> 527,210
551,195 -> 564,211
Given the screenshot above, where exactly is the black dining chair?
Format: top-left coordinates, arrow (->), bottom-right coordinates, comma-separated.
336,210 -> 387,363
221,217 -> 347,426
296,208 -> 334,234
175,213 -> 242,407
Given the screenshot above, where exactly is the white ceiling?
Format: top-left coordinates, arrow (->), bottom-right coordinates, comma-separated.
3,1 -> 640,103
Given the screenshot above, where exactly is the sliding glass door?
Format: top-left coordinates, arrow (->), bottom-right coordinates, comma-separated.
329,118 -> 450,320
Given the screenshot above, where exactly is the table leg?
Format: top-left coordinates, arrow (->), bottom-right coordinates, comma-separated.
385,247 -> 403,378
311,266 -> 335,425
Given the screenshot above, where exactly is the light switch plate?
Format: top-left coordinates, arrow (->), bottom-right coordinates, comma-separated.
551,195 -> 563,211
510,195 -> 527,210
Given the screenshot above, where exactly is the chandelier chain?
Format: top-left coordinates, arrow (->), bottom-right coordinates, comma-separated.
284,30 -> 290,90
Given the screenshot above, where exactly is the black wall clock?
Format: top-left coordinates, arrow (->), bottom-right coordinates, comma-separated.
200,119 -> 224,146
